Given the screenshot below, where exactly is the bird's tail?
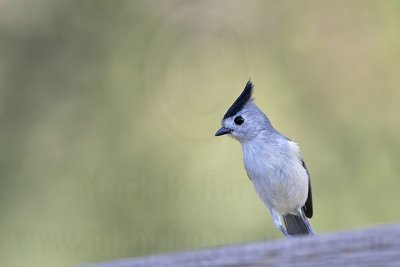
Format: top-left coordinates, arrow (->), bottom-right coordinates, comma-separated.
283,214 -> 313,236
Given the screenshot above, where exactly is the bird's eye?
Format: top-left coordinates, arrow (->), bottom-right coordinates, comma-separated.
234,116 -> 244,125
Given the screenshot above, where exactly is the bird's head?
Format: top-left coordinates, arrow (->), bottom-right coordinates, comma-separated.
215,81 -> 271,142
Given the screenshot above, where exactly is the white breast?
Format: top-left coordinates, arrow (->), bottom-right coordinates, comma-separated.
241,136 -> 308,215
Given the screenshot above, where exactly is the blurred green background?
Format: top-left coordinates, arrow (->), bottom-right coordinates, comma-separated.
1,1 -> 400,266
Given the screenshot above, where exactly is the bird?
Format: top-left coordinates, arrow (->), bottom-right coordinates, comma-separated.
215,80 -> 314,237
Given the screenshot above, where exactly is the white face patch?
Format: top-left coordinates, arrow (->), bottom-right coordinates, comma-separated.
221,101 -> 270,142
222,114 -> 245,140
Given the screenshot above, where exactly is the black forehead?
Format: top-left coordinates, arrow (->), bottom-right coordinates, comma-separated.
223,80 -> 254,119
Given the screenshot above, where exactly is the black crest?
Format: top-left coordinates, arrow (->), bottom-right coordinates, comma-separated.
223,80 -> 254,119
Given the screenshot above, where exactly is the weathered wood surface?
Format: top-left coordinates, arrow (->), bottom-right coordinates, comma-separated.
83,224 -> 400,267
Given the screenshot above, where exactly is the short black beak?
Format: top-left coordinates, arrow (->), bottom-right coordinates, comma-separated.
215,127 -> 231,136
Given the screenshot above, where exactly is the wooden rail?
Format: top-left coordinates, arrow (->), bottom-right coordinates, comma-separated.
83,224 -> 400,267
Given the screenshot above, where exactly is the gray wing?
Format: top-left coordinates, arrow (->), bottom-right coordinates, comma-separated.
246,172 -> 251,181
283,136 -> 313,218
301,159 -> 313,218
